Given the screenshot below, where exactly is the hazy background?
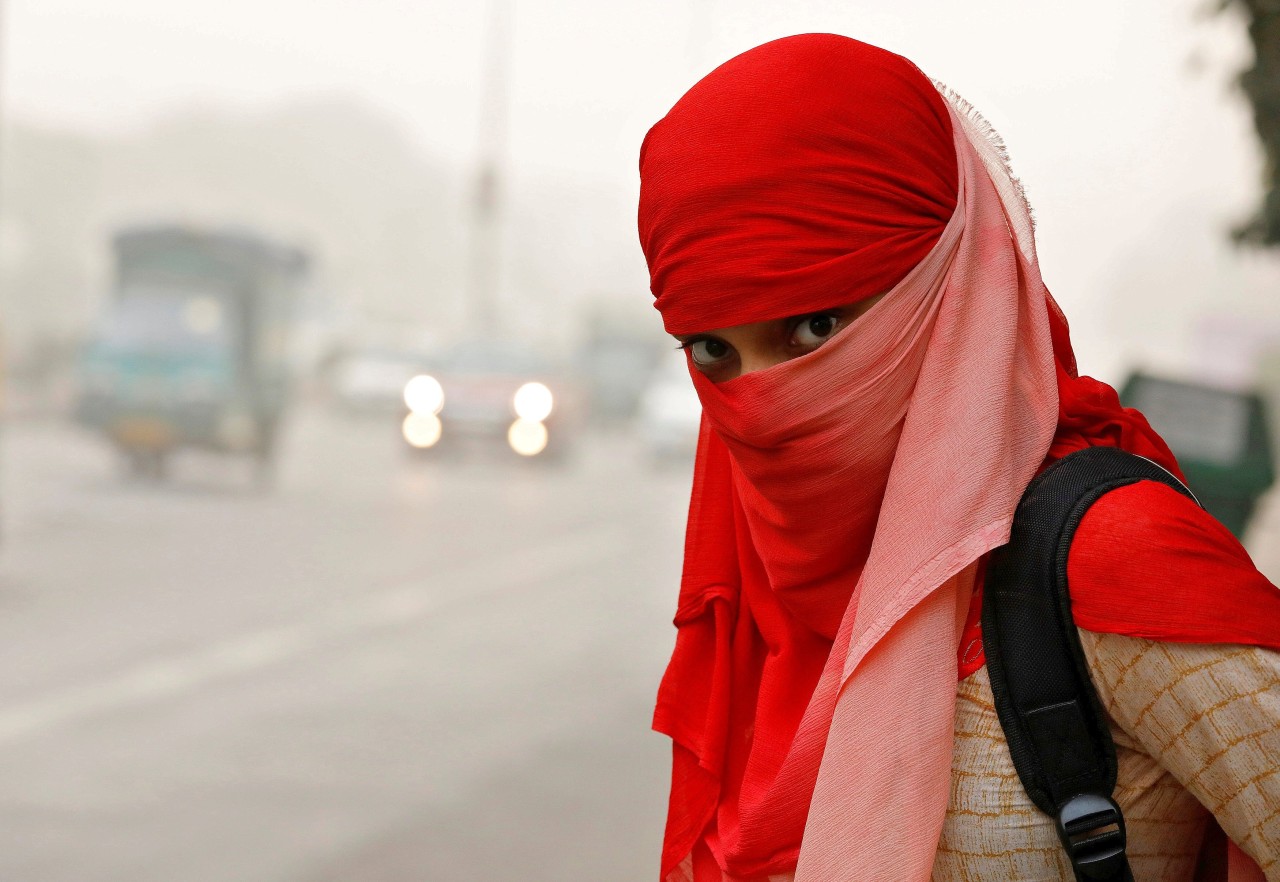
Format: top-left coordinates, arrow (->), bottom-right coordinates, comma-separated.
2,1 -> 1280,880
8,0 -> 1280,379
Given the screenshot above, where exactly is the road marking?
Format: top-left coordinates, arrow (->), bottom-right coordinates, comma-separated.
0,524 -> 632,745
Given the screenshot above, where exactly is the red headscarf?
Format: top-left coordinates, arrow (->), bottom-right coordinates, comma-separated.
639,33 -> 1277,882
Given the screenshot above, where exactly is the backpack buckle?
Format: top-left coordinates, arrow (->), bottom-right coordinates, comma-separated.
1055,794 -> 1129,881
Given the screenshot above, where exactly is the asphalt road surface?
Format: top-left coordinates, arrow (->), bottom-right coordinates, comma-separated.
8,405 -> 1280,882
0,406 -> 693,881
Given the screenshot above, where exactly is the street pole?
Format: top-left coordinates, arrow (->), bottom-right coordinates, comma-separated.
465,0 -> 512,333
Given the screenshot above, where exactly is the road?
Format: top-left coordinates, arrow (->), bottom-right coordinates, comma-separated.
0,407 -> 693,881
9,405 -> 1280,882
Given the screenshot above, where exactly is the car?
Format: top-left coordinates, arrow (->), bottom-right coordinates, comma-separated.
331,348 -> 435,415
635,353 -> 702,464
399,346 -> 577,460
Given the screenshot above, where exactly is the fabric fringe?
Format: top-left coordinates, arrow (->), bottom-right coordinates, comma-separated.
930,79 -> 1036,234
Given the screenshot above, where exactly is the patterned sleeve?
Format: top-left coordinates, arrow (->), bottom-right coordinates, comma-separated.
1079,629 -> 1280,879
1063,477 -> 1280,878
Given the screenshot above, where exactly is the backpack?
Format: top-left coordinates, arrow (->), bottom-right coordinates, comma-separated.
982,446 -> 1198,882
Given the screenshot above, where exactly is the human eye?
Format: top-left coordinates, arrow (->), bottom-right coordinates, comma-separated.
678,336 -> 734,368
789,312 -> 843,350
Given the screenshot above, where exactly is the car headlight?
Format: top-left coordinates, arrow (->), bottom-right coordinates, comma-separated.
403,412 -> 442,448
513,382 -> 553,422
508,418 -> 548,456
404,374 -> 445,415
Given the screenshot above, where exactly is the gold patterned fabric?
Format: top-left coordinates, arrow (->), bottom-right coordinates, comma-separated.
934,631 -> 1280,882
666,632 -> 1280,882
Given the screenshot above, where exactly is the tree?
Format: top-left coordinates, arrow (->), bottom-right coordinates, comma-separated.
1225,0 -> 1280,245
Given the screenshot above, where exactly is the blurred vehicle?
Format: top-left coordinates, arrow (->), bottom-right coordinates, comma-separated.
636,354 -> 702,463
576,325 -> 665,423
400,346 -> 578,460
330,347 -> 435,415
1120,371 -> 1274,538
75,225 -> 310,480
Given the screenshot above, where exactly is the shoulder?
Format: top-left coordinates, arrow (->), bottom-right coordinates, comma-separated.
1069,477 -> 1243,567
1065,478 -> 1280,647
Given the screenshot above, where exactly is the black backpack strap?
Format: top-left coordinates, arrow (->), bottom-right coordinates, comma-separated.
982,446 -> 1198,882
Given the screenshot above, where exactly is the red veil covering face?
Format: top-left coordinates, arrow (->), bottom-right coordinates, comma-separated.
638,34 -> 1279,882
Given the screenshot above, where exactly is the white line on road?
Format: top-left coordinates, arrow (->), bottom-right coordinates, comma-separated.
0,524 -> 632,745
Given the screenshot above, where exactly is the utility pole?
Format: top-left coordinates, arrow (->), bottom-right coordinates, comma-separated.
0,0 -> 8,543
465,0 -> 512,330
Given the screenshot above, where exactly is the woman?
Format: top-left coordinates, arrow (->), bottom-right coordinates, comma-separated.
636,34 -> 1280,882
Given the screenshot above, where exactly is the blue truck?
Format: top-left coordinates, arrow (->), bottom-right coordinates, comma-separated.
76,225 -> 311,482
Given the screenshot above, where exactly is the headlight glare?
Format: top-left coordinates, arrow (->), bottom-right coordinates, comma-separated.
403,412 -> 442,448
513,382 -> 554,422
508,418 -> 548,456
404,374 -> 445,414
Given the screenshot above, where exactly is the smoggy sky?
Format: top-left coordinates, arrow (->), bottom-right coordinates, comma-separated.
6,0 -> 1278,382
